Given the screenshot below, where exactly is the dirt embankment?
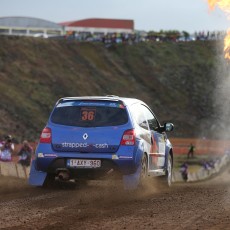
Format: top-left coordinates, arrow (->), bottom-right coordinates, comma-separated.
0,36 -> 226,141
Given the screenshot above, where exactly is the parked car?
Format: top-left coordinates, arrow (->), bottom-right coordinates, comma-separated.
29,96 -> 174,189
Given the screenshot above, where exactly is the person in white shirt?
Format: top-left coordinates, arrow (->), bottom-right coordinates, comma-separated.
0,135 -> 14,161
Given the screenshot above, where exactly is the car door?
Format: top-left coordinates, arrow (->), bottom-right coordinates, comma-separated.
142,105 -> 166,171
129,103 -> 152,156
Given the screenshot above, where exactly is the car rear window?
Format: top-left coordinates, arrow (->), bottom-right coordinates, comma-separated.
50,100 -> 128,127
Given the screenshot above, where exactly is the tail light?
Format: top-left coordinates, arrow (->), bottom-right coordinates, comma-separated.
40,127 -> 52,143
120,129 -> 136,146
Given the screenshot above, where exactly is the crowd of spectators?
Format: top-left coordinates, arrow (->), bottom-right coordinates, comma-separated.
201,158 -> 219,173
0,134 -> 33,168
63,30 -> 227,45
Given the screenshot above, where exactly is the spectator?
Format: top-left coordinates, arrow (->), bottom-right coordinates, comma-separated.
0,135 -> 14,161
17,140 -> 33,167
202,159 -> 215,171
187,143 -> 195,159
180,162 -> 188,182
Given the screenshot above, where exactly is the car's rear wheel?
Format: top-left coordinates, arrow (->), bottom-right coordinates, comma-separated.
157,154 -> 172,188
139,154 -> 148,187
122,153 -> 148,190
166,154 -> 173,187
42,174 -> 56,188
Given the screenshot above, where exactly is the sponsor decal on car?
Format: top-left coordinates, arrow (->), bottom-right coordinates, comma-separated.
57,101 -> 125,108
149,153 -> 165,169
37,153 -> 57,158
38,153 -> 44,158
119,156 -> 133,159
112,154 -> 119,160
94,143 -> 109,148
44,154 -> 57,158
61,142 -> 109,149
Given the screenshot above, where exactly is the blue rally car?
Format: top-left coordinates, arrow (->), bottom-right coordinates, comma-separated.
29,96 -> 174,189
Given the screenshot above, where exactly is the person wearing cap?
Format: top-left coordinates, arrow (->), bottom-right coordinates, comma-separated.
0,135 -> 15,161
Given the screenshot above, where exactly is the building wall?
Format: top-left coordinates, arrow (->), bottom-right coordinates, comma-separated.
64,26 -> 133,35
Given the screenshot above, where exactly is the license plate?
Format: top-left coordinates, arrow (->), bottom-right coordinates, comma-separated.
67,159 -> 101,168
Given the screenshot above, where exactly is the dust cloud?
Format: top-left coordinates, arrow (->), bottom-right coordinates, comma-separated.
207,0 -> 230,141
82,178 -> 163,206
205,4 -> 230,209
212,44 -> 230,140
211,44 -> 230,206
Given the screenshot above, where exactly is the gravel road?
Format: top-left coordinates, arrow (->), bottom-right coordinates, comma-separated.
0,166 -> 229,230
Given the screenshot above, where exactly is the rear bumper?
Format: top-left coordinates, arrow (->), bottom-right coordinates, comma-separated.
40,157 -> 135,178
28,161 -> 47,186
34,144 -> 140,177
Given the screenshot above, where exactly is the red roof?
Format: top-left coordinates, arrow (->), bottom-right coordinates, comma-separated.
59,18 -> 134,30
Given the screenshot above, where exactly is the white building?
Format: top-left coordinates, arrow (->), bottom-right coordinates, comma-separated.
0,16 -> 64,37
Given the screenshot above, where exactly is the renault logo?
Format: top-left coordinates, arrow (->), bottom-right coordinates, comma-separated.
83,133 -> 88,140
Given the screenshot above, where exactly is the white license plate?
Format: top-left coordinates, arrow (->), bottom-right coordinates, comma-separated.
67,159 -> 101,168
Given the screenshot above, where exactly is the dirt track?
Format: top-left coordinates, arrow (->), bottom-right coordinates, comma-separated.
0,167 -> 229,230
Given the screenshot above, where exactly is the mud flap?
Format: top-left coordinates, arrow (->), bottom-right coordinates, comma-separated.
122,164 -> 141,190
28,160 -> 47,186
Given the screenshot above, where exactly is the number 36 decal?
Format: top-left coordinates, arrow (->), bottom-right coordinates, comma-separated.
81,108 -> 96,121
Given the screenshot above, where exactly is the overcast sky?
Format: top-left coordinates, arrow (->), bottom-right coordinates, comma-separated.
0,0 -> 229,33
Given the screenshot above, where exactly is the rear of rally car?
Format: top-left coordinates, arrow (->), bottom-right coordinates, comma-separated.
29,97 -> 144,188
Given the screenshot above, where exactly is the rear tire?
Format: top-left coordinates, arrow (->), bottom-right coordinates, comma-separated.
165,154 -> 173,187
122,154 -> 148,190
139,154 -> 148,188
157,154 -> 173,188
42,174 -> 56,188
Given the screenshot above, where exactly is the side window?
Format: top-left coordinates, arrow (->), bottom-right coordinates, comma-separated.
130,104 -> 149,130
142,105 -> 159,131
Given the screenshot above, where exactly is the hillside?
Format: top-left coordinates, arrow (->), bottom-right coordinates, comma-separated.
0,36 -> 227,142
